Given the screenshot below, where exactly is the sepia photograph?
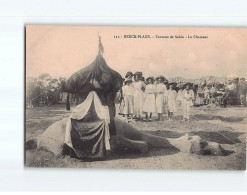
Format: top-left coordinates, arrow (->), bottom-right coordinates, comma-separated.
25,25 -> 247,170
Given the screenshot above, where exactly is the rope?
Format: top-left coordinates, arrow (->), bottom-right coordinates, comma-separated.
28,86 -> 54,103
28,90 -> 47,103
190,115 -> 245,149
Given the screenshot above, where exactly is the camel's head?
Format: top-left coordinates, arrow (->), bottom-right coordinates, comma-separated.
170,133 -> 227,156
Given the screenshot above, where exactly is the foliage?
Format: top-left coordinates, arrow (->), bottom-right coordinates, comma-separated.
26,73 -> 67,107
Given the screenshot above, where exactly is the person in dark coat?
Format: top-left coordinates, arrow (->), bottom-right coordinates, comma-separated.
192,83 -> 198,98
238,78 -> 247,106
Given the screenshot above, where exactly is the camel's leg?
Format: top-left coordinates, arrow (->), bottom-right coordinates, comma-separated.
117,136 -> 148,153
114,118 -> 176,149
140,133 -> 175,149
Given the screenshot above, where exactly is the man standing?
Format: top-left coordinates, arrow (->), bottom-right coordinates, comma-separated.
238,78 -> 247,106
202,85 -> 210,104
227,80 -> 235,91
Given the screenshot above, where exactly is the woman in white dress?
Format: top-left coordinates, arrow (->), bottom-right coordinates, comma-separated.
182,83 -> 195,121
155,76 -> 167,121
176,84 -> 184,108
133,72 -> 146,119
143,77 -> 156,121
167,84 -> 178,121
122,77 -> 134,122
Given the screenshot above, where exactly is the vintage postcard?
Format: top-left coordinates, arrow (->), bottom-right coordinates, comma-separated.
25,25 -> 246,170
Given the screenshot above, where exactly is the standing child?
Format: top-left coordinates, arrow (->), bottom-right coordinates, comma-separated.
163,81 -> 169,119
209,84 -> 216,104
143,77 -> 156,121
182,83 -> 195,121
155,76 -> 167,121
133,72 -> 146,119
122,77 -> 135,122
202,85 -> 210,104
177,84 -> 184,108
167,84 -> 178,121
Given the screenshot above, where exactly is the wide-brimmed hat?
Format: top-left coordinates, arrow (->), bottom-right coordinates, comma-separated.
146,76 -> 154,82
178,83 -> 184,89
163,80 -> 168,85
168,82 -> 177,87
133,71 -> 142,76
184,82 -> 193,87
156,75 -> 165,82
125,71 -> 133,78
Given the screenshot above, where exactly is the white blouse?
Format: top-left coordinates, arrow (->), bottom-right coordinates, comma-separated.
145,84 -> 155,94
182,89 -> 194,101
133,81 -> 146,91
155,83 -> 167,93
122,84 -> 134,96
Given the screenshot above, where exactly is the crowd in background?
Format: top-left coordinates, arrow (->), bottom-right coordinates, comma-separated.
118,71 -> 247,122
198,77 -> 247,107
119,71 -> 195,122
26,72 -> 247,120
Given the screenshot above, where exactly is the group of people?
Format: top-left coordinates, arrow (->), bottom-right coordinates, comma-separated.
200,77 -> 247,107
119,71 -> 195,122
222,78 -> 247,107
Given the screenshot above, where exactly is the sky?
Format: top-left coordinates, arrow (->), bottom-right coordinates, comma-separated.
26,25 -> 247,80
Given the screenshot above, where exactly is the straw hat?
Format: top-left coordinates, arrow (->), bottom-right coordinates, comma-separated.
185,82 -> 193,88
125,71 -> 133,78
146,76 -> 154,83
168,82 -> 177,87
156,75 -> 165,82
133,71 -> 142,77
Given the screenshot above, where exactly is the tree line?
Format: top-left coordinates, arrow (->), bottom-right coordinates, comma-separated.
26,73 -> 67,107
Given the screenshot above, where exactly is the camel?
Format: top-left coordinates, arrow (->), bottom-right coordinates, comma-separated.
26,116 -> 229,157
26,91 -> 229,158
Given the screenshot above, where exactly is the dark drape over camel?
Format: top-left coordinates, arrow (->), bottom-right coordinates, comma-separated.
65,54 -> 122,96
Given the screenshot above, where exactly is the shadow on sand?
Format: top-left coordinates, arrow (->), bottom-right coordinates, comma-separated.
107,128 -> 243,160
145,130 -> 244,145
107,145 -> 180,161
193,114 -> 245,123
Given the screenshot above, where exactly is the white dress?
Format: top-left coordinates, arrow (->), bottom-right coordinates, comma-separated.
155,83 -> 167,114
177,89 -> 183,101
133,81 -> 146,116
143,84 -> 156,113
182,89 -> 194,106
177,89 -> 183,107
122,84 -> 134,115
167,89 -> 178,112
182,89 -> 194,119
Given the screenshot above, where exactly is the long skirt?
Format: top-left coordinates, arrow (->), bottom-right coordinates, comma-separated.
156,93 -> 166,114
168,99 -> 177,112
240,94 -> 246,106
143,94 -> 156,113
123,95 -> 134,115
182,100 -> 192,119
134,90 -> 145,116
